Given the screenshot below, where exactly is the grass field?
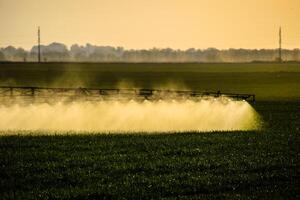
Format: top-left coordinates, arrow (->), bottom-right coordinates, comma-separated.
0,62 -> 299,199
0,62 -> 300,101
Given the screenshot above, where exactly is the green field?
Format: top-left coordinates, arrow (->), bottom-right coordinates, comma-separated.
0,62 -> 299,199
0,62 -> 300,100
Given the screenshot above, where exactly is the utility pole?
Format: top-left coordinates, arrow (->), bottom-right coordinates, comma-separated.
279,27 -> 282,62
38,26 -> 41,62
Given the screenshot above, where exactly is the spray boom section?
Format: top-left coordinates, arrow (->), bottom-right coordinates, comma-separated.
0,86 -> 260,132
0,86 -> 255,103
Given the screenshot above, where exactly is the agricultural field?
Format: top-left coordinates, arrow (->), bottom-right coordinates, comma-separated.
0,62 -> 299,199
0,62 -> 300,101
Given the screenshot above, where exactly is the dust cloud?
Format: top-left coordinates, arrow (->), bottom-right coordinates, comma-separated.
0,98 -> 261,134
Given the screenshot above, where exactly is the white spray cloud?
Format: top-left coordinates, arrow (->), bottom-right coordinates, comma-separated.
0,99 -> 260,134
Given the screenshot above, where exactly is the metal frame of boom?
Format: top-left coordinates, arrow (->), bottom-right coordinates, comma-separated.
0,86 -> 255,102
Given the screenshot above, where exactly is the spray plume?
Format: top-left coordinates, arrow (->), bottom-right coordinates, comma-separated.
0,98 -> 260,134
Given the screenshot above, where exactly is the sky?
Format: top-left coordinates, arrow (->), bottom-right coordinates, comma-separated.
0,0 -> 299,50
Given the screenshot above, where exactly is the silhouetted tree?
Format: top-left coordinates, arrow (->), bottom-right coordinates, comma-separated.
0,43 -> 299,62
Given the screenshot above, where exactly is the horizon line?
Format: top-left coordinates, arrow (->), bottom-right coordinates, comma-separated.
1,43 -> 299,51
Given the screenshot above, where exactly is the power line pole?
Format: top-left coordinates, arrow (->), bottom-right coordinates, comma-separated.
279,26 -> 282,62
38,26 -> 41,63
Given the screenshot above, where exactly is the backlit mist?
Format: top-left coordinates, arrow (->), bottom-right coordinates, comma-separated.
0,99 -> 261,133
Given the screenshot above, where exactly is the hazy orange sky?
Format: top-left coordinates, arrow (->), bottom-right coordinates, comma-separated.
0,0 -> 299,50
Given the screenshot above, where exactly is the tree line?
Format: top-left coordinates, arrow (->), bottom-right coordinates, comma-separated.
1,42 -> 299,62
